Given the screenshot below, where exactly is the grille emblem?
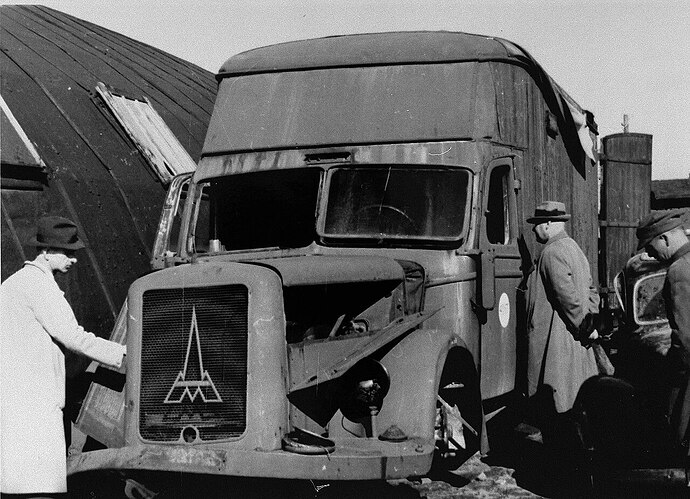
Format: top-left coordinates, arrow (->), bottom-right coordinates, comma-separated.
164,307 -> 223,404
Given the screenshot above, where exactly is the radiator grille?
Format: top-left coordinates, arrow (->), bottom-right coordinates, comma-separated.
139,285 -> 248,442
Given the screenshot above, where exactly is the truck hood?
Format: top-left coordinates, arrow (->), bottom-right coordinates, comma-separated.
253,255 -> 405,287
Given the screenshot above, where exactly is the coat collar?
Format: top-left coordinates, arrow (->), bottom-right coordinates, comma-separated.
671,241 -> 690,264
545,230 -> 569,247
23,260 -> 56,282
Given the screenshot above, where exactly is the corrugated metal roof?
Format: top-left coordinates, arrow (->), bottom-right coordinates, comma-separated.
219,31 -> 526,77
0,93 -> 45,169
0,5 -> 217,364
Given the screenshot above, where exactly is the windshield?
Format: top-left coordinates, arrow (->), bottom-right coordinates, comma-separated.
321,166 -> 470,243
191,165 -> 471,253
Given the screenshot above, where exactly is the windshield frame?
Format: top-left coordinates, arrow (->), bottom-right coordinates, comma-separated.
184,167 -> 323,256
632,271 -> 668,326
316,164 -> 473,249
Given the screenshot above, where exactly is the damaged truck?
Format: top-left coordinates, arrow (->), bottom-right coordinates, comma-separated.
69,31 -> 637,488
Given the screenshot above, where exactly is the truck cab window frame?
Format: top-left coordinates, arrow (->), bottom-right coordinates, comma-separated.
484,163 -> 516,246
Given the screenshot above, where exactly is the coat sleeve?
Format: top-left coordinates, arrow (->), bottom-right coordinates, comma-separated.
540,247 -> 584,337
667,262 -> 690,369
30,281 -> 125,368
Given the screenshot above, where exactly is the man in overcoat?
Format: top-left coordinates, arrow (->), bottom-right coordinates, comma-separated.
525,202 -> 600,423
636,209 -> 690,478
0,216 -> 126,497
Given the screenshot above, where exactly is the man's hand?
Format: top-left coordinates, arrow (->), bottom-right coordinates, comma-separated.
578,313 -> 598,345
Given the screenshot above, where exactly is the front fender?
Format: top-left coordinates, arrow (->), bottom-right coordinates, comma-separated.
377,329 -> 472,439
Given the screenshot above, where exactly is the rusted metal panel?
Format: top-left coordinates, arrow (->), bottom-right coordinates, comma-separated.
204,62 -> 495,155
288,310 -> 437,392
600,133 -> 653,301
68,437 -> 435,480
258,255 -> 404,287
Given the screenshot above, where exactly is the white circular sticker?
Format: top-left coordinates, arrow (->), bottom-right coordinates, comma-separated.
498,292 -> 510,328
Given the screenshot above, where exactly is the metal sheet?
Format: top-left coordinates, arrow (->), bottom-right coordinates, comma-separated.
219,31 -> 518,76
256,255 -> 404,287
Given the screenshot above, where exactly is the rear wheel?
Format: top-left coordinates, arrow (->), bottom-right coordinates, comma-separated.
432,348 -> 483,472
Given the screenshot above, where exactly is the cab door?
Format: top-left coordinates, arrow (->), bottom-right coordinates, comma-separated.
477,157 -> 522,402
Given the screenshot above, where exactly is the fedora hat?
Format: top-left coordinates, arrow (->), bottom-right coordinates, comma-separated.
526,201 -> 571,224
28,216 -> 85,250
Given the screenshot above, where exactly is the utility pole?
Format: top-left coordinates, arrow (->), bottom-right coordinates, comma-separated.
622,114 -> 629,133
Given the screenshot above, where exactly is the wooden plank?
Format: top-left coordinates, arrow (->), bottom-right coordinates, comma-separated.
75,300 -> 128,448
600,134 -> 652,295
97,83 -> 197,183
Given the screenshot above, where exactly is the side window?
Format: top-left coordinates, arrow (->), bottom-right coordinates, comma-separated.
486,165 -> 512,244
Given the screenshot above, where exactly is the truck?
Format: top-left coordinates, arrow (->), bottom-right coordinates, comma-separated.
68,31 -> 647,490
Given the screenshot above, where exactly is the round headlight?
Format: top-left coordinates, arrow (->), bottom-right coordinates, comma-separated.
338,358 -> 390,421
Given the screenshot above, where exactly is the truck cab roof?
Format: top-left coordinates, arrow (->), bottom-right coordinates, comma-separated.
218,31 -> 527,77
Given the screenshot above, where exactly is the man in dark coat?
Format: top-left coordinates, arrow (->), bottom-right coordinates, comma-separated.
637,209 -> 690,480
526,201 -> 600,419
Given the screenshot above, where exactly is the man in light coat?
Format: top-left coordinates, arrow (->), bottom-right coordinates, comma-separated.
525,202 -> 600,426
1,216 -> 126,497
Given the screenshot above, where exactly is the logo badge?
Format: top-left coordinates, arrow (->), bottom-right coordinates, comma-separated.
164,307 -> 222,404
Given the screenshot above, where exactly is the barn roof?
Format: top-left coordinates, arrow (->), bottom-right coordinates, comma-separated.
0,5 -> 217,347
1,4 -> 216,171
652,178 -> 690,201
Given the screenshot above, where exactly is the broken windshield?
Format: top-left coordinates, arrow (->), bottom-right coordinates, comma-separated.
195,168 -> 321,252
321,166 -> 471,244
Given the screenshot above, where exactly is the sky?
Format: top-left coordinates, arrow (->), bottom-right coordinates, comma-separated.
2,0 -> 689,180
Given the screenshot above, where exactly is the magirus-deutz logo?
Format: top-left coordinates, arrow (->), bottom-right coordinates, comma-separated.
164,306 -> 222,404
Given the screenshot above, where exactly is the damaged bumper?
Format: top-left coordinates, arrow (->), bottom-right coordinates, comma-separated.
68,438 -> 434,480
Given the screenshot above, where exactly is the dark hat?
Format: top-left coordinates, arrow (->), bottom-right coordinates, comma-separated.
526,201 -> 571,224
28,216 -> 85,250
636,209 -> 686,250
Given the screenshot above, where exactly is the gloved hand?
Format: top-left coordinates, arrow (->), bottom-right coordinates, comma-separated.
578,313 -> 599,347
